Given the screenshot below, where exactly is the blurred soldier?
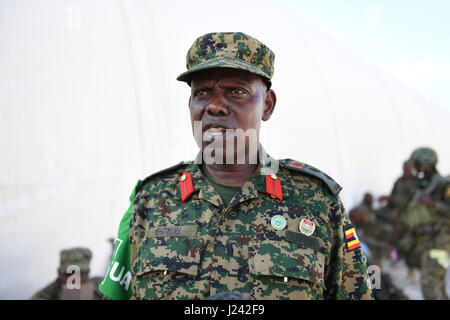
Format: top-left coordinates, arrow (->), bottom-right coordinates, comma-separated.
379,160 -> 420,277
350,193 -> 393,267
401,147 -> 450,300
379,160 -> 417,227
350,193 -> 408,300
31,247 -> 103,300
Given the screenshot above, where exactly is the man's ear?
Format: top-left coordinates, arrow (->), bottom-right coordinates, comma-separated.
262,89 -> 276,121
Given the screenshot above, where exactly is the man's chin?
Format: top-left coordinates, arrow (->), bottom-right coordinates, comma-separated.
201,146 -> 258,165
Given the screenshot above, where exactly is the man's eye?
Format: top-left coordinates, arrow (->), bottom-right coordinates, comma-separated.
194,89 -> 209,97
231,88 -> 246,95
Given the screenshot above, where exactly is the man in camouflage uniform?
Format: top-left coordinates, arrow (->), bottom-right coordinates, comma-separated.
349,193 -> 393,267
378,160 -> 417,226
350,193 -> 408,299
379,160 -> 419,278
31,248 -> 103,300
401,147 -> 450,299
110,32 -> 373,300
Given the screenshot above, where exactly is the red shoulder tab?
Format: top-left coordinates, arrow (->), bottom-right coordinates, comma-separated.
265,174 -> 283,200
180,172 -> 194,202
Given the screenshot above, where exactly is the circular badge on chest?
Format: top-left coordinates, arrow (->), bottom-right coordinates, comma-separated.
299,218 -> 315,236
271,215 -> 287,230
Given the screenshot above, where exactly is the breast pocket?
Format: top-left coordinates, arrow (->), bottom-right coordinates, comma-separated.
249,240 -> 326,300
132,233 -> 203,300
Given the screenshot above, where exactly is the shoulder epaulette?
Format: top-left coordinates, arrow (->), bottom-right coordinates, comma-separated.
136,161 -> 190,194
279,159 -> 342,196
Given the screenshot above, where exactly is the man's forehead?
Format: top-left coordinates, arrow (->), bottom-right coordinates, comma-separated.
190,68 -> 263,86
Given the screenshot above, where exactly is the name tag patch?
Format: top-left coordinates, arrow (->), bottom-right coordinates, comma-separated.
286,230 -> 320,251
148,225 -> 198,238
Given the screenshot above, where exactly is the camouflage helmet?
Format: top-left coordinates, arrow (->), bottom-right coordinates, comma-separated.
177,32 -> 275,88
410,147 -> 438,169
59,247 -> 92,272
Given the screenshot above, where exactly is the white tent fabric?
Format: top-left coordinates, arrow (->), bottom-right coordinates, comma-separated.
1,0 -> 449,299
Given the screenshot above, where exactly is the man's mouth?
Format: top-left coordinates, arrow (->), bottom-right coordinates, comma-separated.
203,123 -> 232,133
205,127 -> 227,136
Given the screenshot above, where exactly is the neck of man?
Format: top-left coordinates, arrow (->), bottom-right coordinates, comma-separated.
203,162 -> 258,187
200,142 -> 262,186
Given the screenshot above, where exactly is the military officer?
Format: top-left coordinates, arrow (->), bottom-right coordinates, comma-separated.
31,248 -> 103,300
111,32 -> 373,300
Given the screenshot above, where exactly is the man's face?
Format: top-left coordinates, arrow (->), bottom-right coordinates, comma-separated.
363,193 -> 373,207
189,68 -> 275,164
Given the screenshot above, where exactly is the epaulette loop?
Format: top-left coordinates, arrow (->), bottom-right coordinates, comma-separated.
280,159 -> 342,196
136,161 -> 190,194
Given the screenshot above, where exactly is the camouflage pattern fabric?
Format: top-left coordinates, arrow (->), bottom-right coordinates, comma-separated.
419,176 -> 450,299
31,278 -> 61,300
420,225 -> 450,300
389,176 -> 419,266
60,247 -> 92,272
410,147 -> 438,168
128,151 -> 373,300
31,277 -> 103,300
390,175 -> 418,227
177,32 -> 275,86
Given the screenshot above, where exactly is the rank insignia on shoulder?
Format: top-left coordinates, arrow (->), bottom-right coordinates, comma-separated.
344,224 -> 360,251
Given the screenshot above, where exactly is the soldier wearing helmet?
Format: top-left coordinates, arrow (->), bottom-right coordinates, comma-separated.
401,147 -> 450,299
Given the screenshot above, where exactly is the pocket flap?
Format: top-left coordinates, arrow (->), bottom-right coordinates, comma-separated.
249,240 -> 326,289
135,236 -> 203,277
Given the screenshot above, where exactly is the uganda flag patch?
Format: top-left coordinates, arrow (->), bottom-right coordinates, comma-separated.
344,224 -> 361,251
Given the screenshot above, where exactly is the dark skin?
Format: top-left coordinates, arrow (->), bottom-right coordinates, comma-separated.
189,68 -> 276,186
363,192 -> 373,208
414,161 -> 436,207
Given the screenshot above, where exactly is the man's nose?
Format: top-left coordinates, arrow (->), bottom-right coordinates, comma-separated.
205,92 -> 228,116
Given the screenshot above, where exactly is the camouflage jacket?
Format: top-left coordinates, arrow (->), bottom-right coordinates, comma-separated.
129,152 -> 373,300
390,176 -> 418,219
31,277 -> 103,300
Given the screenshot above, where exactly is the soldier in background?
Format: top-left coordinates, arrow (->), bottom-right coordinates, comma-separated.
401,147 -> 450,299
378,160 -> 419,280
349,193 -> 408,300
379,160 -> 417,226
31,247 -> 103,300
350,193 -> 393,267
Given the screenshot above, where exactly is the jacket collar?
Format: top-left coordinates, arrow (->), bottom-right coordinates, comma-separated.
174,145 -> 287,207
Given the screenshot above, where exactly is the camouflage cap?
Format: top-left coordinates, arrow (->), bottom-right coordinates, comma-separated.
60,248 -> 92,272
177,32 -> 275,87
410,147 -> 438,168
